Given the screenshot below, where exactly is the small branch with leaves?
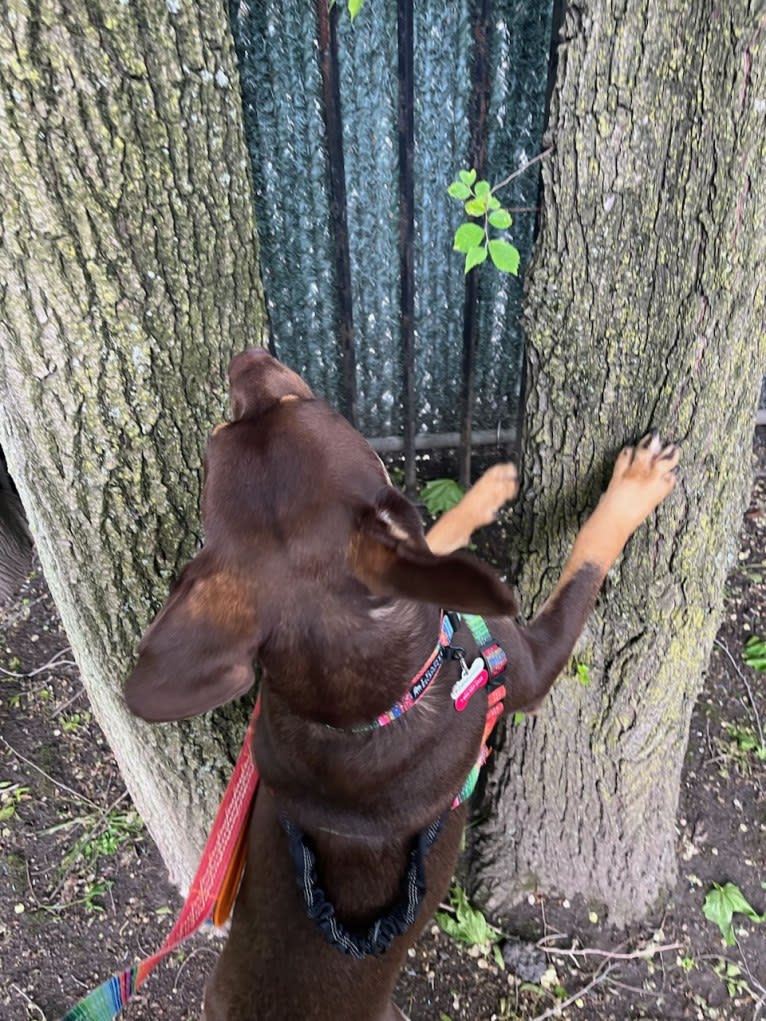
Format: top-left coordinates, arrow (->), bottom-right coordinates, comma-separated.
448,148 -> 552,275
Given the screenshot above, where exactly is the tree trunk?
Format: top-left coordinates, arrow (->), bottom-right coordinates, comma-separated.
0,0 -> 266,890
470,0 -> 766,925
0,450 -> 32,602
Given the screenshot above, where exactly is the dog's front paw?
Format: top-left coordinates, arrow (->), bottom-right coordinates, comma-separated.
605,431 -> 680,532
425,463 -> 517,555
462,462 -> 519,529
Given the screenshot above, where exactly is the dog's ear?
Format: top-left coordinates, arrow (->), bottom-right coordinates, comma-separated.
125,553 -> 260,723
351,488 -> 517,617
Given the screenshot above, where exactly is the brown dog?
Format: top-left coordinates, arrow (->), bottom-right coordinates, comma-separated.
125,348 -> 680,1020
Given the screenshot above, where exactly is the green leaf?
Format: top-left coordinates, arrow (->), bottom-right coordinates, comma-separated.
420,478 -> 465,516
488,195 -> 501,211
436,886 -> 498,948
453,222 -> 484,253
464,197 -> 488,217
726,723 -> 766,759
348,0 -> 364,19
459,168 -> 477,187
435,911 -> 463,940
464,244 -> 487,273
488,239 -> 520,274
703,882 -> 766,945
448,181 -> 472,201
743,637 -> 766,671
488,208 -> 512,230
474,180 -> 491,197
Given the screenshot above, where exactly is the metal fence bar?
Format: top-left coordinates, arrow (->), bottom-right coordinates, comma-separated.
316,0 -> 358,426
458,0 -> 493,487
398,0 -> 417,493
368,428 -> 517,455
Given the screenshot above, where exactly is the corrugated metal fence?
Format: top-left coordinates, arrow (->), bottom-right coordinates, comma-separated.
229,0 -> 555,484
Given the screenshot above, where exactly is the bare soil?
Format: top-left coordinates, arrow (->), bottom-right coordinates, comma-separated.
1,431 -> 764,1021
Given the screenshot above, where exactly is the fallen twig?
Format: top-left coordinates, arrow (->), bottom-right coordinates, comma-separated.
0,647 -> 76,678
0,736 -> 101,811
530,961 -> 617,1021
10,983 -> 47,1020
537,940 -> 684,962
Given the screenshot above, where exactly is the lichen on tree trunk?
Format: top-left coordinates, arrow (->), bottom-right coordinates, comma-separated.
0,0 -> 266,890
469,0 -> 766,924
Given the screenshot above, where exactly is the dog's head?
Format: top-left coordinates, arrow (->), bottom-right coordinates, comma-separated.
125,349 -> 516,722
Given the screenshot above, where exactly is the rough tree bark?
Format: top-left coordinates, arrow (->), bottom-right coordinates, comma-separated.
0,0 -> 266,890
470,1 -> 766,924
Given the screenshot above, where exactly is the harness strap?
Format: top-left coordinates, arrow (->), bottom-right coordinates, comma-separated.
460,612 -> 509,681
60,700 -> 261,1021
450,613 -> 507,809
340,613 -> 454,733
284,611 -> 508,953
281,813 -> 444,959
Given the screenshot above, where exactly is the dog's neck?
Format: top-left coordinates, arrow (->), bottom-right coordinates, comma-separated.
250,597 -> 479,841
258,596 -> 444,730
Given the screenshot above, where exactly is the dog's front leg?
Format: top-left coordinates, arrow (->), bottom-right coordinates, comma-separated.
502,432 -> 680,713
426,463 -> 518,555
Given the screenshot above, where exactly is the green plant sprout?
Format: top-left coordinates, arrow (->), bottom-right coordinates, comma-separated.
448,169 -> 520,275
703,881 -> 765,945
576,662 -> 591,686
743,636 -> 766,671
60,807 -> 144,874
436,884 -> 505,969
725,722 -> 766,762
711,958 -> 761,1002
0,781 -> 31,822
448,151 -> 550,274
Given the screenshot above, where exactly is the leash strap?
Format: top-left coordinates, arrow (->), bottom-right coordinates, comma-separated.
60,700 -> 261,1021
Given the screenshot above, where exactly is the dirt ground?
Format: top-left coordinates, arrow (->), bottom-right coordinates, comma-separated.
1,430 -> 764,1021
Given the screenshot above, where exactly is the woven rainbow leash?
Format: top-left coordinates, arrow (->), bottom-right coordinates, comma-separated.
60,700 -> 261,1021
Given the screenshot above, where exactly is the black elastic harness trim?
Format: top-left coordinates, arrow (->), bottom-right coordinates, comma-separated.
281,813 -> 444,959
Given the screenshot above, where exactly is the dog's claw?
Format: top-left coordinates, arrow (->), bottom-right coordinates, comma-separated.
604,430 -> 681,534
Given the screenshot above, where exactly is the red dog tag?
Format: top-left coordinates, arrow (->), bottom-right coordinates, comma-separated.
451,658 -> 488,712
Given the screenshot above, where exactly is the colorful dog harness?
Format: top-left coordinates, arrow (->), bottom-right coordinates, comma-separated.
282,610 -> 508,957
60,612 -> 507,1016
